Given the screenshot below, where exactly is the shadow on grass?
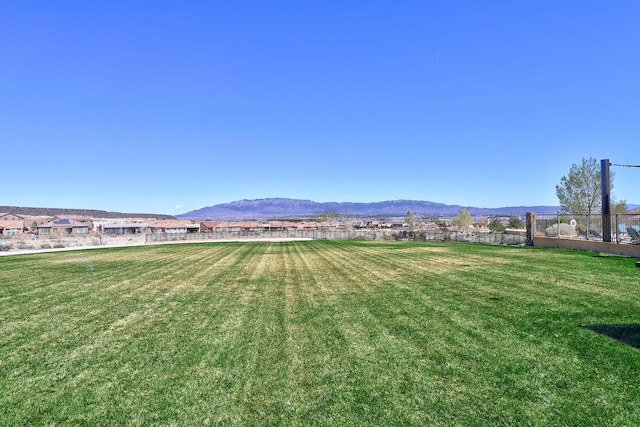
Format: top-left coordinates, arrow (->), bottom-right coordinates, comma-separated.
583,324 -> 640,349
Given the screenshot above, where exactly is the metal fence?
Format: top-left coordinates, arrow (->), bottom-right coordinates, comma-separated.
535,214 -> 640,244
144,228 -> 527,246
145,229 -> 391,242
396,229 -> 526,245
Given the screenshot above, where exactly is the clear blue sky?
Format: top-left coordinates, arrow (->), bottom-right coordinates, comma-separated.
2,1 -> 639,214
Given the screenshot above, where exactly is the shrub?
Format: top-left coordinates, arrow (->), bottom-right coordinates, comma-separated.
546,223 -> 576,237
0,241 -> 12,251
53,243 -> 66,248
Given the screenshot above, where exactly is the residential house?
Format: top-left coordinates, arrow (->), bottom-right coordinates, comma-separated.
0,213 -> 25,235
101,222 -> 148,235
262,221 -> 286,231
234,221 -> 262,232
147,220 -> 200,234
0,213 -> 24,222
200,221 -> 222,233
21,215 -> 53,231
37,219 -> 90,236
92,218 -> 148,234
52,214 -> 93,223
262,220 -> 300,231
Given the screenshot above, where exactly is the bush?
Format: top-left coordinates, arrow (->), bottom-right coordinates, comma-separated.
40,244 -> 52,249
545,223 -> 576,237
414,232 -> 427,242
0,241 -> 12,251
53,243 -> 66,248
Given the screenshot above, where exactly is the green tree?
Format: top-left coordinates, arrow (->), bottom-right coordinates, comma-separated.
453,208 -> 472,227
611,198 -> 627,215
556,157 -> 611,215
507,216 -> 525,229
488,218 -> 506,232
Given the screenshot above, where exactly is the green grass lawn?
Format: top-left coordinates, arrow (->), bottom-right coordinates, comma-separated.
1,240 -> 639,425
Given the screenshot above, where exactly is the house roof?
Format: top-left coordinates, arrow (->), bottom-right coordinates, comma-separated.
0,221 -> 24,229
627,207 -> 640,215
0,213 -> 24,219
38,219 -> 88,228
200,221 -> 222,228
21,215 -> 52,224
236,221 -> 262,228
54,214 -> 92,222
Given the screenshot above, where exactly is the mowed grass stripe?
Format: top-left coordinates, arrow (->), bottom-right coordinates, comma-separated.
278,241 -> 640,424
1,241 -> 640,425
1,244 -> 243,344
1,243 -> 257,423
293,242 -> 496,422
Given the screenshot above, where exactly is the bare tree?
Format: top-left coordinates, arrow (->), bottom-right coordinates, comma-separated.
405,211 -> 417,232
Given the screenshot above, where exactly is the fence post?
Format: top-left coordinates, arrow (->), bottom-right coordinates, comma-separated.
586,215 -> 590,240
526,212 -> 536,246
602,158 -> 612,242
603,213 -> 612,242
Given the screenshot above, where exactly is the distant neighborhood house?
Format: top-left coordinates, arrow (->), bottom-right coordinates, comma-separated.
0,213 -> 25,236
0,213 -> 24,222
37,219 -> 89,236
147,220 -> 200,234
100,222 -> 148,235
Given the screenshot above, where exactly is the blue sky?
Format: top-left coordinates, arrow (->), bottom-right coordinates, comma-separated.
2,1 -> 639,214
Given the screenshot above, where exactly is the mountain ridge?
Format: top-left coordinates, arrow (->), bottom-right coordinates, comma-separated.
0,206 -> 175,219
177,198 -> 564,219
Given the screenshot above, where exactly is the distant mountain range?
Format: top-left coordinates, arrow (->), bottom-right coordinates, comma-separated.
177,198 -> 565,220
0,206 -> 174,220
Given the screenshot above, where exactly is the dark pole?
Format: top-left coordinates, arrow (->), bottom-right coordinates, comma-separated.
601,159 -> 611,242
